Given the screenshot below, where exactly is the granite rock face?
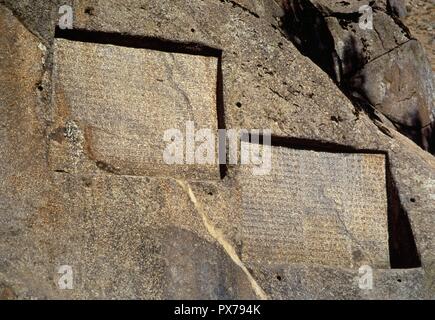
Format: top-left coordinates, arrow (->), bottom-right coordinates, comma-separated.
281,0 -> 435,152
50,38 -> 220,179
0,0 -> 434,299
388,0 -> 408,18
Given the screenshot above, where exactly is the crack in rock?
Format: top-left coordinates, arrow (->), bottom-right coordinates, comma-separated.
175,179 -> 268,300
221,0 -> 260,18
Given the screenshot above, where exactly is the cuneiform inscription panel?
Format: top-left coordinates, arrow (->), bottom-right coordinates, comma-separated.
240,145 -> 390,268
50,38 -> 219,179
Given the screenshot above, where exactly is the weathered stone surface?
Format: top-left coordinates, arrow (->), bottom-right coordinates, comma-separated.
223,0 -> 284,19
0,0 -> 62,44
388,0 -> 407,18
239,145 -> 389,268
31,175 -> 256,299
0,4 -> 255,300
0,0 -> 434,300
253,264 -> 430,299
307,0 -> 387,14
281,0 -> 435,152
50,38 -> 219,179
0,4 -> 52,300
403,1 -> 435,156
353,39 -> 434,149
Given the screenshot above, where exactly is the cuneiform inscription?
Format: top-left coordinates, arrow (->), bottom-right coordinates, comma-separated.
50,38 -> 219,179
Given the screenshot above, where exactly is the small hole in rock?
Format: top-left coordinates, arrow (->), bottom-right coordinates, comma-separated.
236,102 -> 242,108
276,275 -> 282,281
82,178 -> 92,188
410,198 -> 416,203
397,278 -> 402,283
85,7 -> 95,15
191,28 -> 195,33
331,115 -> 342,123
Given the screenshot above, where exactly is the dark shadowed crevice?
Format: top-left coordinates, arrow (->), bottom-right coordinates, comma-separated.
216,55 -> 228,179
270,135 -> 376,153
428,123 -> 435,154
385,156 -> 422,268
245,132 -> 384,154
280,0 -> 370,84
54,27 -> 222,57
385,1 -> 412,37
280,0 -> 339,81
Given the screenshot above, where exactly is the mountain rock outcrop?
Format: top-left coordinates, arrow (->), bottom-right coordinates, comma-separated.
281,0 -> 434,152
0,0 -> 434,299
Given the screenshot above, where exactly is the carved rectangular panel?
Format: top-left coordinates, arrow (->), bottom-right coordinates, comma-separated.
240,145 -> 390,268
50,38 -> 219,179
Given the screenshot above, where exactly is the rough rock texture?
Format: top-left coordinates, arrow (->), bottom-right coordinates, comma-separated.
281,0 -> 435,152
0,0 -> 434,299
405,0 -> 435,73
50,38 -> 219,179
389,0 -> 408,18
240,148 -> 390,269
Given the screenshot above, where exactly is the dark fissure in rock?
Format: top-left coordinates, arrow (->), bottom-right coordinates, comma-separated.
385,158 -> 421,268
55,28 -> 222,57
280,0 -> 339,81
